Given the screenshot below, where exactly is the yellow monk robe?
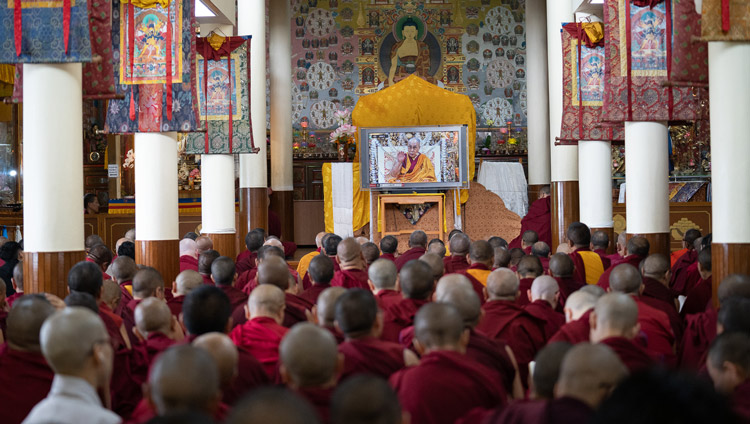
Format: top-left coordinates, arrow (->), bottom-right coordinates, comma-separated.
577,251 -> 605,285
466,268 -> 492,286
296,250 -> 320,281
390,153 -> 436,183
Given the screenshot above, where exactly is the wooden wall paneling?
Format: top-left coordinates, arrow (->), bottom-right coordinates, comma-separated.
135,240 -> 179,284
24,251 -> 85,298
239,187 -> 268,236
270,190 -> 294,241
205,233 -> 237,259
712,243 -> 750,308
293,200 -> 324,246
590,227 -> 615,254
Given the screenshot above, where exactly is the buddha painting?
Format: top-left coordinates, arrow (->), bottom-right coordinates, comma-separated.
385,17 -> 436,87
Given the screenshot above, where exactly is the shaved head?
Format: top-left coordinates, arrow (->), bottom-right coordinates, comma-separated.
530,276 -> 560,305
380,235 -> 398,255
195,236 -> 213,255
280,323 -> 339,387
12,263 -> 22,292
368,259 -> 397,290
449,233 -> 471,256
199,250 -> 220,275
531,242 -> 551,258
332,375 -> 402,424
226,387 -> 320,424
308,254 -> 335,285
315,232 -> 326,248
101,279 -> 122,310
179,238 -> 198,258
193,332 -> 239,388
414,303 -> 465,350
337,238 -> 363,264
626,236 -> 650,257
494,247 -> 511,269
211,256 -> 236,287
517,255 -> 543,278
257,256 -> 291,290
565,290 -> 598,321
419,252 -> 444,280
549,253 -> 574,278
264,237 -> 283,249
132,266 -> 164,299
532,342 -> 573,399
7,294 -> 55,352
409,230 -> 428,248
469,240 -> 494,265
110,256 -> 137,282
41,307 -> 109,374
428,239 -> 446,257
486,268 -> 520,300
718,274 -> 750,304
523,230 -> 539,245
148,345 -> 220,415
557,343 -> 628,408
435,276 -> 481,328
316,287 -> 347,326
579,284 -> 606,298
591,231 -> 610,250
399,260 -> 434,300
591,293 -> 639,342
135,297 -> 172,337
248,284 -> 286,318
608,264 -> 643,295
361,242 -> 381,265
335,289 -> 378,337
175,270 -> 204,296
641,254 -> 670,278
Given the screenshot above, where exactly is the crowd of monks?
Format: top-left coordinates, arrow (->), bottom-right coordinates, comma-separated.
0,205 -> 748,424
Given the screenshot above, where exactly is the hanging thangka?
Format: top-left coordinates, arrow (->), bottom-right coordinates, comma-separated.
559,22 -> 624,143
601,0 -> 708,123
183,34 -> 257,154
104,0 -> 199,133
701,0 -> 750,41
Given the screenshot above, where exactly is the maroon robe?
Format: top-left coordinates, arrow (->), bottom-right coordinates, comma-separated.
732,379 -> 750,422
569,247 -> 605,287
166,295 -> 184,317
0,345 -> 54,424
679,307 -> 717,370
302,257 -> 340,289
390,350 -> 506,424
375,289 -> 403,311
394,247 -> 426,271
126,297 -> 143,314
444,255 -> 470,275
98,303 -> 127,350
517,278 -> 535,306
339,337 -> 406,380
179,255 -> 199,273
296,386 -> 334,423
641,277 -> 683,343
478,397 -> 593,424
670,249 -> 698,295
330,268 -> 369,289
509,196 -> 552,248
299,283 -> 331,305
467,329 -> 517,396
135,332 -> 177,369
597,254 -> 645,289
594,248 -> 610,264
538,256 -> 550,273
380,253 -> 396,263
201,273 -> 213,285
681,276 -> 713,317
553,276 -> 585,307
236,250 -> 257,274
282,293 -> 313,327
127,398 -> 229,424
5,292 -> 21,307
223,346 -> 271,405
229,316 -> 289,378
548,309 -> 593,345
324,325 -> 346,344
219,285 -> 249,312
523,299 -> 565,341
600,336 -> 654,372
237,268 -> 258,294
634,297 -> 676,365
381,298 -> 430,342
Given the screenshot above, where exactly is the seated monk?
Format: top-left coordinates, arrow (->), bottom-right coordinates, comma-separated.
379,235 -> 398,263
548,253 -> 585,306
598,236 -> 649,289
199,249 -> 220,286
390,303 -> 506,424
529,342 -> 573,400
132,298 -> 183,368
476,268 -> 545,388
590,292 -> 655,372
280,323 -> 342,422
331,238 -> 369,289
515,255 -> 544,306
493,247 -> 511,270
87,244 -> 113,280
443,232 -> 471,274
609,264 -> 675,365
167,270 -> 203,317
336,289 -> 417,380
590,230 -> 611,263
419,252 -> 445,283
225,387 -> 321,424
6,263 -> 23,307
362,242 -> 381,267
639,254 -> 683,341
236,229 -> 265,274
484,343 -> 628,424
435,275 -> 523,400
297,232 -> 326,282
567,222 -> 607,285
488,236 -> 508,250
0,295 -> 56,424
128,266 -> 167,313
381,260 -> 434,343
312,287 -> 347,343
212,256 -> 248,313
681,247 -> 713,317
64,291 -> 99,312
523,276 -> 565,340
718,297 -> 750,335
531,241 -> 551,272
549,289 -> 600,344
707,332 -> 750,422
24,308 -> 120,424
109,256 -> 136,309
520,230 -> 539,254
427,239 -> 446,258
607,232 -> 627,266
394,231 -> 428,272
237,245 -> 286,294
196,236 -> 213,256
509,248 -> 525,270
248,256 -> 313,327
229,284 -> 289,378
299,254 -> 335,304
510,186 -> 552,249
670,228 -> 701,270
179,238 -> 200,273
193,333 -> 240,414
181,285 -> 269,405
459,240 -> 495,303
387,137 -> 437,183
331,374 -> 404,424
367,259 -> 402,311
101,279 -> 136,344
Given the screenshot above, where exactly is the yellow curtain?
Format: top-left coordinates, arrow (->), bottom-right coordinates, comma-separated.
0,65 -> 15,85
351,75 -> 476,231
323,162 -> 368,234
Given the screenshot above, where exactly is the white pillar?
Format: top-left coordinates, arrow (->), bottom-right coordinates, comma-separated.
268,0 -> 293,192
23,63 -> 84,252
134,132 -> 179,240
624,122 -> 669,234
578,140 -> 613,228
201,155 -> 236,233
238,0 -> 267,189
710,42 -> 750,243
526,0 -> 550,186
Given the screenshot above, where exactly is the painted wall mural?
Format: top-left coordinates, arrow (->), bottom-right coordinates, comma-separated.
289,0 -> 527,131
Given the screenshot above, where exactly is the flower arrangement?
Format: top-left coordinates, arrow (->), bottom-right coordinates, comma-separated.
123,149 -> 135,169
189,168 -> 201,181
329,109 -> 357,161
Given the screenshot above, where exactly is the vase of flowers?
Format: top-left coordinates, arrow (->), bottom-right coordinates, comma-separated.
329,109 -> 357,162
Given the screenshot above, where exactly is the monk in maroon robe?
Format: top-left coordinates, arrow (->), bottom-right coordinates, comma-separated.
210,256 -> 248,313
509,187 -> 552,248
236,229 -> 265,273
382,260 -> 434,342
311,286 -> 347,344
198,249 -> 220,286
391,303 -> 506,424
166,269 -> 203,317
238,245 -> 300,294
597,236 -> 649,289
515,255 -> 544,307
366,258 -> 403,311
0,295 -> 56,424
706,332 -> 750,422
394,230 -> 428,271
457,240 -> 495,304
379,235 -> 399,264
680,248 -> 713,317
549,289 -> 600,344
566,223 -> 607,286
179,238 -> 200,273
444,232 -> 471,274
669,230 -> 701,294
299,254 -> 335,304
330,238 -> 369,289
548,253 -> 585,306
640,254 -> 683,341
523,276 -> 565,340
132,298 -> 182,370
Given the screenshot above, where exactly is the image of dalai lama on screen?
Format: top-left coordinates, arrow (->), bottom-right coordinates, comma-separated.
388,137 -> 437,183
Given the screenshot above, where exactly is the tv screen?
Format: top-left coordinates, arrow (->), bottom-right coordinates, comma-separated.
359,125 -> 469,190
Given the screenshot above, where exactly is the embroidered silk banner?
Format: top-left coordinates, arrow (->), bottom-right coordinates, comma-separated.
560,23 -> 624,143
602,0 -> 705,122
184,35 -> 257,154
672,0 -> 708,84
701,0 -> 750,41
0,0 -> 92,62
104,0 -> 198,133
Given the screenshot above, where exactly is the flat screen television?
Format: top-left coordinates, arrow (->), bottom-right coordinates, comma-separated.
359,125 -> 469,190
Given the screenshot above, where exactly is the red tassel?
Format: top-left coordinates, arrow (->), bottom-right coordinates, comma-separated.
721,0 -> 731,32
63,0 -> 70,54
13,0 -> 22,57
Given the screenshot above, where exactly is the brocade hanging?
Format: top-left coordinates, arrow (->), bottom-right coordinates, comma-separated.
701,0 -> 750,41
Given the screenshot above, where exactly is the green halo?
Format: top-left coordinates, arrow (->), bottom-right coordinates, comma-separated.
394,16 -> 425,42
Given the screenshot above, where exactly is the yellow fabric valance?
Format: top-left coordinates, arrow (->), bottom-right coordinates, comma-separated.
120,0 -> 169,9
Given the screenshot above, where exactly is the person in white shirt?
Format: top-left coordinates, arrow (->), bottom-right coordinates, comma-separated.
23,307 -> 120,424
